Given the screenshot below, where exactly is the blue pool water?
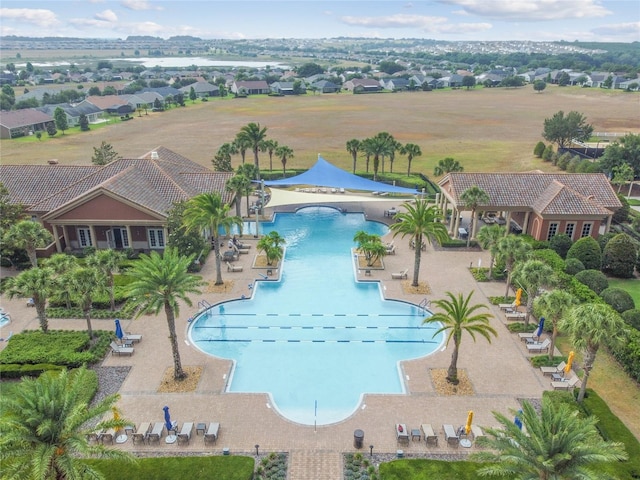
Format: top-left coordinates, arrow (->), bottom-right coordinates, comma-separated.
189,206 -> 443,425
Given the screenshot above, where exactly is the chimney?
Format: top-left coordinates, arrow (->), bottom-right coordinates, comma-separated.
151,151 -> 159,160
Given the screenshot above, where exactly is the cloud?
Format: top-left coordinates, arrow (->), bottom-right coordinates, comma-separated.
340,13 -> 491,35
591,21 -> 640,37
0,8 -> 60,28
95,9 -> 118,22
120,0 -> 163,11
439,0 -> 611,21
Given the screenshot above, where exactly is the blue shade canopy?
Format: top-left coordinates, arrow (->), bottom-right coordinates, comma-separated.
114,319 -> 123,340
264,156 -> 418,194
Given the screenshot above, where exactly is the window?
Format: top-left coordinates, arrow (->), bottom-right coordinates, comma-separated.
77,227 -> 92,247
581,223 -> 592,238
565,223 -> 575,240
547,222 -> 559,241
147,228 -> 165,249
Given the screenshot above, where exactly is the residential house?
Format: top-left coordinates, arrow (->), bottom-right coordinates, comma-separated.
437,172 -> 621,242
0,108 -> 54,139
381,78 -> 411,91
37,102 -> 103,127
0,147 -> 234,256
231,80 -> 270,95
270,82 -> 305,95
343,78 -> 381,93
311,80 -> 340,93
85,95 -> 135,115
179,81 -> 219,98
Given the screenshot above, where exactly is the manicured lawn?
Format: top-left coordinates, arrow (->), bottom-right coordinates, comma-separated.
85,456 -> 254,480
379,459 -> 486,479
608,278 -> 640,307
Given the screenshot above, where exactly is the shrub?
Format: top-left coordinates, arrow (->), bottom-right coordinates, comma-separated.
533,141 -> 546,157
600,287 -> 635,313
613,194 -> 630,224
602,233 -> 638,278
549,233 -> 572,259
566,236 -> 602,270
622,309 -> 640,330
555,271 -> 601,303
556,152 -> 572,170
609,328 -> 640,383
542,145 -> 554,162
520,234 -> 549,250
0,363 -> 64,379
597,231 -> 617,253
532,248 -> 565,271
574,269 -> 609,294
564,257 -> 585,275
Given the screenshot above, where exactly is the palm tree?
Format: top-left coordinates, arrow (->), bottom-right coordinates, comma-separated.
363,133 -> 394,181
233,134 -> 251,165
560,303 -> 627,402
86,249 -> 126,311
476,224 -> 504,279
511,259 -> 556,326
263,139 -> 279,171
226,174 -> 252,218
459,186 -> 490,246
3,220 -> 53,267
433,157 -> 464,177
387,138 -> 402,174
400,143 -> 422,177
375,131 -> 395,174
125,248 -> 205,380
257,231 -> 286,266
359,138 -> 373,174
474,398 -> 627,479
0,366 -> 135,480
67,265 -> 108,339
353,230 -> 386,267
496,234 -> 532,299
183,192 -> 242,286
389,199 -> 449,287
5,267 -> 56,333
534,290 -> 578,360
422,291 -> 496,384
43,253 -> 78,309
275,145 -> 294,178
346,139 -> 361,173
236,122 -> 268,178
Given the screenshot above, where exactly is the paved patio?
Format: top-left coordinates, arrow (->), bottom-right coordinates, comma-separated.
0,200 -> 554,479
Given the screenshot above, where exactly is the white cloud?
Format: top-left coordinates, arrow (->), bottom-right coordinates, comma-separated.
592,21 -> 640,37
120,0 -> 163,11
0,8 -> 60,28
340,13 -> 491,35
439,0 -> 611,21
95,9 -> 118,23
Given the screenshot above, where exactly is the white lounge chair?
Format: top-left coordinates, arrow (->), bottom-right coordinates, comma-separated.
421,424 -> 438,446
204,422 -> 220,444
226,261 -> 243,272
443,424 -> 459,446
110,341 -> 134,356
123,333 -> 142,343
177,422 -> 193,444
391,269 -> 408,279
148,422 -> 164,443
386,244 -> 396,255
526,338 -> 550,353
540,361 -> 566,376
132,422 -> 151,444
471,425 -> 485,442
552,376 -> 580,390
499,301 -> 516,311
505,312 -> 526,321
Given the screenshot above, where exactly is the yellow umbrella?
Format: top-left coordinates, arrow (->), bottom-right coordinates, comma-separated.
565,351 -> 575,374
112,407 -> 120,421
465,410 -> 474,435
515,288 -> 523,307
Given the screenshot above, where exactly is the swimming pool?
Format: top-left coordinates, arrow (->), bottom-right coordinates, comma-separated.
189,206 -> 443,425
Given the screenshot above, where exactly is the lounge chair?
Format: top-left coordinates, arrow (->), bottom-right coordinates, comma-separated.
552,375 -> 580,390
391,269 -> 408,279
101,428 -> 115,444
386,244 -> 396,255
148,422 -> 164,443
540,361 -> 566,376
204,422 -> 220,445
110,341 -> 134,356
177,422 -> 193,444
123,333 -> 142,343
526,338 -> 550,353
498,301 -> 516,311
421,424 -> 438,446
471,425 -> 485,442
132,422 -> 151,444
505,312 -> 526,321
443,424 -> 459,446
518,332 -> 537,342
86,430 -> 103,444
226,261 -> 243,272
395,424 -> 409,445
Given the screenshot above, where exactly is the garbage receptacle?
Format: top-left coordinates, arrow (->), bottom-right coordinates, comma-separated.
353,429 -> 364,449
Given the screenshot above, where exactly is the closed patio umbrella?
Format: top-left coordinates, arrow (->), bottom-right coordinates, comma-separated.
535,317 -> 545,338
163,406 -> 177,443
515,288 -> 523,307
114,319 -> 123,341
465,410 -> 474,435
514,410 -> 523,430
565,351 -> 575,374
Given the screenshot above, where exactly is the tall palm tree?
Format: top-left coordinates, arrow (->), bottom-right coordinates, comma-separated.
263,139 -> 279,172
86,249 -> 127,311
511,259 -> 556,326
125,248 -> 205,380
476,224 -> 504,279
389,199 -> 449,287
534,290 -> 578,360
275,145 -> 294,177
474,398 -> 627,479
233,134 -> 251,165
423,291 -> 496,384
560,303 -> 627,402
433,157 -> 464,177
183,192 -> 242,286
346,138 -> 361,173
5,267 -> 56,333
496,234 -> 532,299
364,133 -> 394,181
237,122 -> 268,178
257,231 -> 286,266
459,186 -> 490,246
400,143 -> 421,177
387,138 -> 402,174
67,265 -> 108,339
3,220 -> 53,267
0,366 -> 135,480
375,131 -> 395,174
43,253 -> 78,309
360,137 -> 373,173
226,174 -> 252,218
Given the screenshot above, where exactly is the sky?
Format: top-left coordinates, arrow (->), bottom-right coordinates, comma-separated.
1,0 -> 639,43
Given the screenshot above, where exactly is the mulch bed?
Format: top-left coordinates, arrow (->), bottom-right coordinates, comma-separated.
157,366 -> 203,393
431,369 -> 475,396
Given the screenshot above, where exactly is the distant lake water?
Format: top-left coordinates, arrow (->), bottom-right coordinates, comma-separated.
114,57 -> 290,69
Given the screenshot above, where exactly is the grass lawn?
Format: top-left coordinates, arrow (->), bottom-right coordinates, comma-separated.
608,278 -> 640,306
379,459 -> 486,479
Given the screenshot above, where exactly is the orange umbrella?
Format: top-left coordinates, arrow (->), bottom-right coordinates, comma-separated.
465,410 -> 474,435
565,351 -> 575,374
112,407 -> 120,421
515,288 -> 523,307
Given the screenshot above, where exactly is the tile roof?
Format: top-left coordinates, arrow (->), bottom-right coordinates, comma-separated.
439,172 -> 621,215
0,109 -> 53,129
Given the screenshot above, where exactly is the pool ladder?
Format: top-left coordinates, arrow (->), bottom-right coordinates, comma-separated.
198,299 -> 212,310
418,298 -> 431,314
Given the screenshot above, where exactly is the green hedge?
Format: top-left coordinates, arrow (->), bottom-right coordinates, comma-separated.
0,330 -> 112,367
609,328 -> 640,383
0,363 -> 64,379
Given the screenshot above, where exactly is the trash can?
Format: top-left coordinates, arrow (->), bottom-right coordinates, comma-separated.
353,429 -> 364,449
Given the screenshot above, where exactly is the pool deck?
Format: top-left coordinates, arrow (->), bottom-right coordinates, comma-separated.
0,200 -> 553,478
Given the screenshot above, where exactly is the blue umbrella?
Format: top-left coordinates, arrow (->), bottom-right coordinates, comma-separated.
114,319 -> 123,341
163,405 -> 174,432
535,317 -> 545,338
514,409 -> 523,430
